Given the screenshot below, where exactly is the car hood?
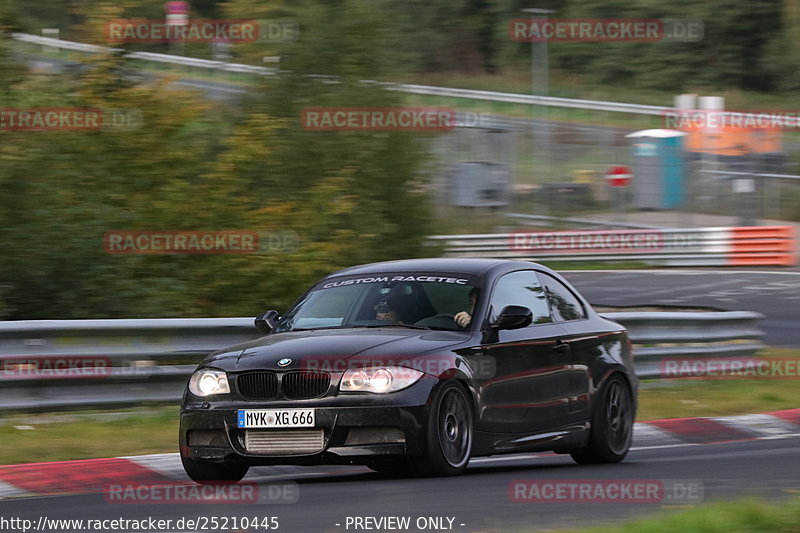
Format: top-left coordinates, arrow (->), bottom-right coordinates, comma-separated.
202,328 -> 471,373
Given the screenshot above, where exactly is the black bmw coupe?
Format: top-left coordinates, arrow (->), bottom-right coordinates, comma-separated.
179,258 -> 637,482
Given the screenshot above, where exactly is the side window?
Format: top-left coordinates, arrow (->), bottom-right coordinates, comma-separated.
489,271 -> 551,324
538,273 -> 586,322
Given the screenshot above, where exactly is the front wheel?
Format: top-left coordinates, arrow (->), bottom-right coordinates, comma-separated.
412,381 -> 473,476
181,455 -> 249,484
571,374 -> 633,465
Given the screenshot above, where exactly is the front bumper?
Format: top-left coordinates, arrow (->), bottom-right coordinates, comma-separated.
179,379 -> 436,466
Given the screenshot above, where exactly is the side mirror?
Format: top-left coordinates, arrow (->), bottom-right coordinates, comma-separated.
254,310 -> 280,334
492,305 -> 533,331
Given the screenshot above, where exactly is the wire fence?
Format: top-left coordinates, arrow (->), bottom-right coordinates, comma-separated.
13,32 -> 800,228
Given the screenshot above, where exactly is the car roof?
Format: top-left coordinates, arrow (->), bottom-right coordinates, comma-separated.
327,258 -> 550,278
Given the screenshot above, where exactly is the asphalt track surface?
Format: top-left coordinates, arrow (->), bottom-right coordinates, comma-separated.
1,437 -> 799,533
562,269 -> 800,347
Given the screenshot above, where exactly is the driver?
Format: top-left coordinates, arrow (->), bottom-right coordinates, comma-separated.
454,288 -> 479,328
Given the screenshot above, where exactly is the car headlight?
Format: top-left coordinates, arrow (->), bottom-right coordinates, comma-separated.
188,368 -> 230,397
340,366 -> 424,393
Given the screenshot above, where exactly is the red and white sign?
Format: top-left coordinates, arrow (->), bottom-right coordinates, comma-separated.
164,1 -> 189,14
606,165 -> 632,187
165,1 -> 189,26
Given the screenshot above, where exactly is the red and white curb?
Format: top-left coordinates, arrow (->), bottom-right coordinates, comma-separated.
638,409 -> 800,445
0,480 -> 22,499
0,409 -> 798,500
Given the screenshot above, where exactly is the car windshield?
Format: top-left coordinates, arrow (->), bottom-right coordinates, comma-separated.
273,273 -> 481,332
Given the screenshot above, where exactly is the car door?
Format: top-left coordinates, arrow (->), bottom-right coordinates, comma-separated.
479,270 -> 571,435
536,271 -> 594,420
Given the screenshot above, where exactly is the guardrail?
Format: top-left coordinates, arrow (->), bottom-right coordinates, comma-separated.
508,213 -> 668,230
701,169 -> 800,181
0,318 -> 260,411
11,33 -> 279,76
11,32 -> 671,115
0,312 -> 764,412
429,226 -> 797,267
381,82 -> 670,115
605,311 -> 765,379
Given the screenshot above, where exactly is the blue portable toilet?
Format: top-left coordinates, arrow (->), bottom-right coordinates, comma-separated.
626,129 -> 687,209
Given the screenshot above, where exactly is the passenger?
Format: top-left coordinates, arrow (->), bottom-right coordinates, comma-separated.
375,293 -> 415,324
375,300 -> 401,323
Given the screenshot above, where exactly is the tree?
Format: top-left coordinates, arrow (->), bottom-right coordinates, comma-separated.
0,0 -> 436,319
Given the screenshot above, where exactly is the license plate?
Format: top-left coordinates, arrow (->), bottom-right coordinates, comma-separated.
237,409 -> 315,428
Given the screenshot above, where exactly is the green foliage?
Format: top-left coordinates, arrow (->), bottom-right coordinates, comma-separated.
0,2 -> 433,319
558,497 -> 800,533
9,0 -> 800,93
493,0 -> 786,93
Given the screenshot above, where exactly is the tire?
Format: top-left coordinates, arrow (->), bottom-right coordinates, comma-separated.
411,381 -> 473,476
570,374 -> 633,465
181,455 -> 249,484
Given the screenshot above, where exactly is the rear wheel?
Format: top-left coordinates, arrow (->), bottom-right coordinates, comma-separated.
411,381 -> 473,476
181,455 -> 249,484
571,374 -> 633,465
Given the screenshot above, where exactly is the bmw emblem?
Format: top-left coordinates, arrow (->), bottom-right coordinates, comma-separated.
277,358 -> 292,367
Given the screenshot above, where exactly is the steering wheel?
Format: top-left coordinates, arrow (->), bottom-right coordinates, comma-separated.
413,313 -> 456,329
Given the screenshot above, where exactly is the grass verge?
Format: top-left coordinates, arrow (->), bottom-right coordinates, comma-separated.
637,378 -> 799,421
0,406 -> 179,465
553,497 -> 800,533
636,348 -> 800,420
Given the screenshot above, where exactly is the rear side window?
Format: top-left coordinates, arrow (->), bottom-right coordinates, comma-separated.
537,273 -> 586,322
489,270 -> 551,324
